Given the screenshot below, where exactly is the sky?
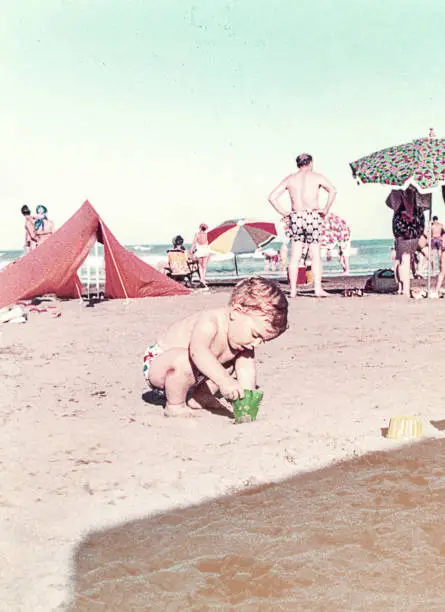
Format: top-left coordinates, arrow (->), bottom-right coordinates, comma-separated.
1,0 -> 444,249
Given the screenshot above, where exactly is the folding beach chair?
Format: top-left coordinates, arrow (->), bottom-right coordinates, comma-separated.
165,250 -> 199,287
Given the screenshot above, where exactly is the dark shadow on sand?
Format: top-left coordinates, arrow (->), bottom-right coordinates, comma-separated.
141,391 -> 234,419
70,437 -> 445,611
141,390 -> 165,407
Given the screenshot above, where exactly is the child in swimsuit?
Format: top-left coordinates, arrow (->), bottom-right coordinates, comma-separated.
143,276 -> 288,417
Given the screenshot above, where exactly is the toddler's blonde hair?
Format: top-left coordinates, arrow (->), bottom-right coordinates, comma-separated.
230,276 -> 288,335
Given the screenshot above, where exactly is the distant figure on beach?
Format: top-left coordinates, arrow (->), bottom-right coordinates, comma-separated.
171,235 -> 186,251
338,246 -> 349,274
21,205 -> 37,253
262,248 -> 279,272
190,223 -> 211,287
34,205 -> 55,246
431,216 -> 444,273
157,235 -> 187,274
143,277 -> 288,417
279,243 -> 288,272
434,233 -> 445,296
413,233 -> 431,279
267,153 -> 337,298
387,186 -> 424,296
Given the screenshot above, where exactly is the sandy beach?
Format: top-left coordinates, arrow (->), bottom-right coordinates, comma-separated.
2,280 -> 445,611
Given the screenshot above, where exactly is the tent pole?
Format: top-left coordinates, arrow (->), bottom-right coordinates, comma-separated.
100,221 -> 130,302
95,241 -> 100,299
86,249 -> 91,300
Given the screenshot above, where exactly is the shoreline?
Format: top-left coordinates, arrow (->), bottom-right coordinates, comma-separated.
2,286 -> 445,609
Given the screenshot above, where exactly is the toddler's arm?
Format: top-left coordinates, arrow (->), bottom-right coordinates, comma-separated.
234,350 -> 257,390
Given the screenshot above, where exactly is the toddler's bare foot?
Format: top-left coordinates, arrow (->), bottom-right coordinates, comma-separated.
186,397 -> 206,411
164,403 -> 202,418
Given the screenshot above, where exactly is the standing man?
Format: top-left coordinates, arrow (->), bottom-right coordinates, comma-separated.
21,205 -> 37,253
267,153 -> 337,297
431,215 -> 444,274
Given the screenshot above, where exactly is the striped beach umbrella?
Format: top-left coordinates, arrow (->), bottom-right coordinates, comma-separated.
207,218 -> 277,275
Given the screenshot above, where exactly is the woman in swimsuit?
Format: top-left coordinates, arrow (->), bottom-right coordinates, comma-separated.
190,224 -> 211,287
34,205 -> 55,246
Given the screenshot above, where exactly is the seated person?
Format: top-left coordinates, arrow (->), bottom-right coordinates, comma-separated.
166,235 -> 198,282
171,235 -> 186,251
157,235 -> 187,274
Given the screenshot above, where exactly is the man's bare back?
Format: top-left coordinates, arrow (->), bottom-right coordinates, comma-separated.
432,220 -> 444,239
268,160 -> 336,219
286,171 -> 334,212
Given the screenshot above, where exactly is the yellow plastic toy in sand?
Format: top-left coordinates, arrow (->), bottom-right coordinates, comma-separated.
387,416 -> 423,440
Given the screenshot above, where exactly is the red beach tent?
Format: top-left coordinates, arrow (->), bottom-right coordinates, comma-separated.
0,200 -> 190,308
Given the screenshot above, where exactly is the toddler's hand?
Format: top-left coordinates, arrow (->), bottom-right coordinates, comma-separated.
219,379 -> 244,401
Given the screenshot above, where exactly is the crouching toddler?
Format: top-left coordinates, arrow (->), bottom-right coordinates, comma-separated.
143,276 -> 288,416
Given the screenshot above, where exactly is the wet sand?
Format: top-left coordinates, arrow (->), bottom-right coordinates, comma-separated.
71,438 -> 445,611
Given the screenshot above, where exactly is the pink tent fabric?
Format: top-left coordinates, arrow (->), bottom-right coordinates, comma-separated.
0,200 -> 189,308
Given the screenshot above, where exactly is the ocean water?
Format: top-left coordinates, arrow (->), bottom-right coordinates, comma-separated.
71,438 -> 445,611
0,239 -> 394,280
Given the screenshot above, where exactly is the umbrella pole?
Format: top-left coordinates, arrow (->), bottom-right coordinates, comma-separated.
427,203 -> 432,296
234,254 -> 239,276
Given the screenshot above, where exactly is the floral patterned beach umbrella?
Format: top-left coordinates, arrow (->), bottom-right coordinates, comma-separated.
207,218 -> 277,275
319,213 -> 351,248
350,136 -> 445,194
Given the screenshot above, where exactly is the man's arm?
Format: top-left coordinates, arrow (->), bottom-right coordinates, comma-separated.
267,176 -> 291,217
26,218 -> 37,242
189,315 -> 243,399
318,174 -> 337,217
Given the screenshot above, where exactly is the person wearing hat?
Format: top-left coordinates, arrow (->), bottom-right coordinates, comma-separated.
21,205 -> 37,253
34,205 -> 55,246
267,153 -> 337,298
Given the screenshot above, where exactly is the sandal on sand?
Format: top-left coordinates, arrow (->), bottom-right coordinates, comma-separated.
342,288 -> 364,298
410,289 -> 427,299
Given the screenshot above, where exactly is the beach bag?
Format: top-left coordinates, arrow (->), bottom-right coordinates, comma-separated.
296,267 -> 307,284
366,269 -> 398,293
392,206 -> 425,240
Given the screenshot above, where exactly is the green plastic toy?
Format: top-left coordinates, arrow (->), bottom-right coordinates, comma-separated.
232,389 -> 264,423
